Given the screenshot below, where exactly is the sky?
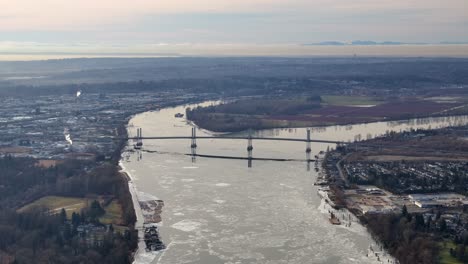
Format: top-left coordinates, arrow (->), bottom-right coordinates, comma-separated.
0,0 -> 467,49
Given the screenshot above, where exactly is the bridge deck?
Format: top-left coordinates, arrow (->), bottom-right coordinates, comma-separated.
125,136 -> 343,144
188,153 -> 316,162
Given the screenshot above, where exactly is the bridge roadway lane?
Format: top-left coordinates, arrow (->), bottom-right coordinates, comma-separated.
124,136 -> 344,144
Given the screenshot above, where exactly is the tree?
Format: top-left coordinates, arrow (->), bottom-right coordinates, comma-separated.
71,212 -> 81,226
88,200 -> 105,220
439,219 -> 447,232
60,208 -> 67,223
401,205 -> 408,217
456,244 -> 465,260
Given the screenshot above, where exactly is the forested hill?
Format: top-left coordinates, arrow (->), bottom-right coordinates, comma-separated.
0,156 -> 138,264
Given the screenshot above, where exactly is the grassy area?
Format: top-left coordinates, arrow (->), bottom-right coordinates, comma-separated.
19,196 -> 128,232
18,196 -> 90,218
99,200 -> 124,225
439,241 -> 463,264
321,95 -> 383,106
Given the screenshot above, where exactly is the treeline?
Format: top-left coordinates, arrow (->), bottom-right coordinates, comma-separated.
0,208 -> 137,264
186,98 -> 322,132
0,156 -> 135,225
0,156 -> 137,263
0,156 -> 89,208
188,98 -> 321,116
366,207 -> 468,263
448,232 -> 468,263
364,208 -> 439,264
365,128 -> 468,154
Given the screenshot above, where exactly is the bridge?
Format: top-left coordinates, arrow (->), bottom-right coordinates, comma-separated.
127,136 -> 343,144
125,127 -> 346,169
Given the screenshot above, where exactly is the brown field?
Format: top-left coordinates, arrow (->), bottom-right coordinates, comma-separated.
309,101 -> 460,119
189,97 -> 467,132
270,101 -> 461,125
36,159 -> 63,168
0,147 -> 31,154
342,101 -> 460,118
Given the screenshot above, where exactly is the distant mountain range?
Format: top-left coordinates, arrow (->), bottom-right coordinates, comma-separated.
303,41 -> 468,46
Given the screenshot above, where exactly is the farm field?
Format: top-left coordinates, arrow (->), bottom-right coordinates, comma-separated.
187,96 -> 467,132
321,95 -> 383,106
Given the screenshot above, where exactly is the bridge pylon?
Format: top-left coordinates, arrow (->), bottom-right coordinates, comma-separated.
135,128 -> 143,149
190,127 -> 197,148
306,129 -> 312,154
247,130 -> 253,160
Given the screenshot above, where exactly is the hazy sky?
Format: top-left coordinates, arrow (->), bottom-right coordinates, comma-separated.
0,0 -> 467,45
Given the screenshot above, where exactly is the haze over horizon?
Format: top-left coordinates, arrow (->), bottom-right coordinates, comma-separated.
1,1 -> 467,45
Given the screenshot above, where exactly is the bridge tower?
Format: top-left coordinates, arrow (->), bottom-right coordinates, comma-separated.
191,127 -> 197,148
247,131 -> 253,159
306,128 -> 312,171
135,128 -> 143,149
247,130 -> 253,168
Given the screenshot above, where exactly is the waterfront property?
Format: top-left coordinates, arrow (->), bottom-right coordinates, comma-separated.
345,186 -> 399,215
409,193 -> 468,208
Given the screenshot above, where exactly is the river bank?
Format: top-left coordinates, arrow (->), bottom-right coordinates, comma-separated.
120,161 -> 162,263
122,100 -> 468,263
186,97 -> 468,133
120,101 -> 224,263
317,188 -> 396,263
321,125 -> 468,263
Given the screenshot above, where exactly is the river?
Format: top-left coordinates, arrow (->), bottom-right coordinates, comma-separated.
121,101 -> 468,264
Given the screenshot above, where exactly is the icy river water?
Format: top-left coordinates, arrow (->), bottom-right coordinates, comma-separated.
122,101 -> 468,264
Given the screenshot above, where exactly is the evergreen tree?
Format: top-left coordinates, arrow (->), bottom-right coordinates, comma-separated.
60,208 -> 67,223
401,205 -> 408,217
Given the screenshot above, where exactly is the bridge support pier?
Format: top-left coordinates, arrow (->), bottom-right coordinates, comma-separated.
190,127 -> 197,163
191,146 -> 197,163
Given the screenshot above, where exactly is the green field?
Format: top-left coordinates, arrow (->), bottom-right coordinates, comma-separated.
439,241 -> 464,264
99,200 -> 124,225
321,95 -> 383,106
18,195 -> 124,227
18,196 -> 91,218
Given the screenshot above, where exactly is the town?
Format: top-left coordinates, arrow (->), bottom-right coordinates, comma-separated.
323,126 -> 468,263
0,91 -> 211,160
